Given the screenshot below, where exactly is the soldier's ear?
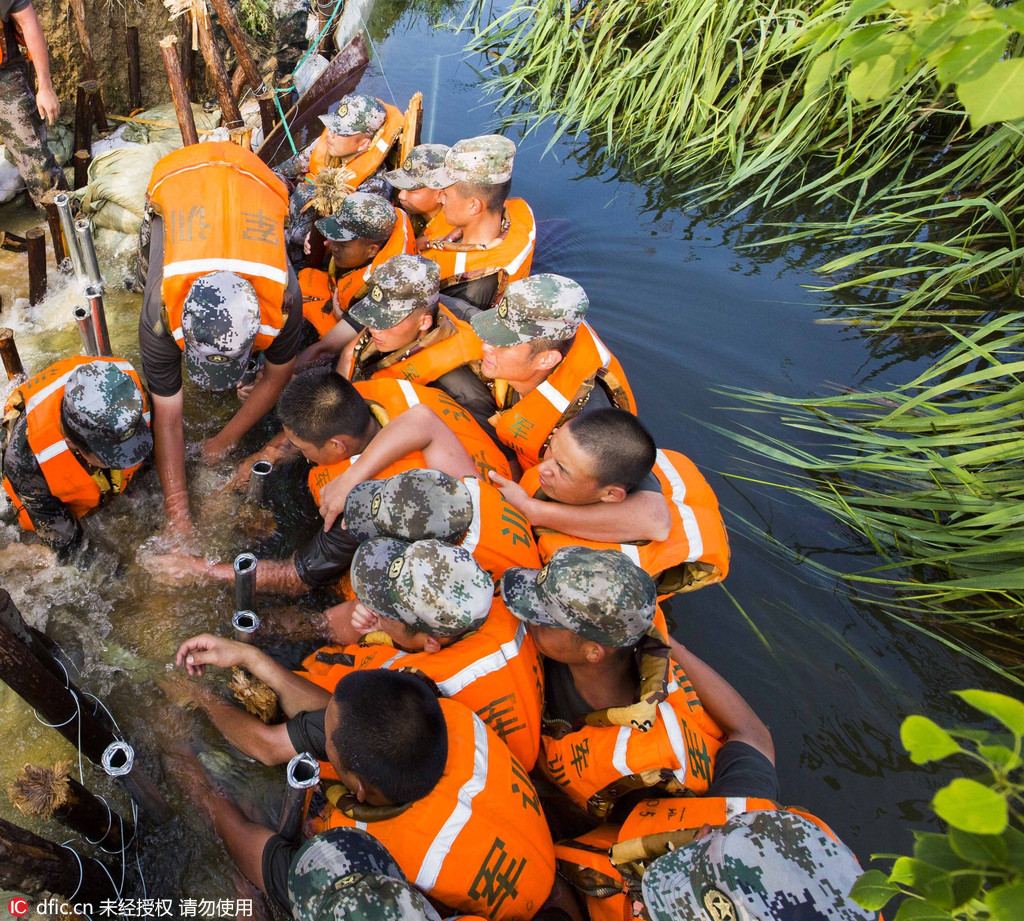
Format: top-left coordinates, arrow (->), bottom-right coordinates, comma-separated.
356,136 -> 373,154
423,635 -> 443,653
534,349 -> 563,373
582,641 -> 606,664
597,485 -> 627,503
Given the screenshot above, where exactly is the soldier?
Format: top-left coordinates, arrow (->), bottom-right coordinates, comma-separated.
0,0 -> 64,207
2,358 -> 153,560
418,135 -> 536,310
381,142 -> 449,237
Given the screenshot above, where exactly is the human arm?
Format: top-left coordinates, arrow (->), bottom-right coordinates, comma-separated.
224,432 -> 300,491
150,390 -> 192,531
142,552 -> 308,596
318,403 -> 480,530
294,314 -> 359,372
666,636 -> 775,763
176,633 -> 331,716
202,357 -> 294,462
11,4 -> 59,124
489,472 -> 672,542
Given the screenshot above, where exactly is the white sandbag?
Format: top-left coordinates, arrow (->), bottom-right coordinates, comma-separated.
0,147 -> 22,203
120,103 -> 222,146
79,142 -> 177,234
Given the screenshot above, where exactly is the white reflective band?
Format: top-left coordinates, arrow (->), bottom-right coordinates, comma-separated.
172,328 -> 185,342
460,477 -> 482,553
348,452 -> 362,464
659,700 -> 690,787
504,207 -> 536,274
437,622 -> 526,696
415,713 -> 489,890
258,324 -> 281,339
585,323 -> 612,368
355,820 -> 368,830
619,544 -> 642,565
163,258 -> 288,286
25,361 -> 136,414
142,412 -> 152,424
612,725 -> 632,779
666,678 -> 680,694
382,651 -> 408,669
35,440 -> 70,464
656,449 -> 703,561
725,797 -> 748,818
397,379 -> 420,406
375,137 -> 389,152
454,251 -> 467,275
536,380 -> 570,414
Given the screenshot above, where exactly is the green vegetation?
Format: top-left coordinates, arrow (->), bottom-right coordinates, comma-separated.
851,690 -> 1024,920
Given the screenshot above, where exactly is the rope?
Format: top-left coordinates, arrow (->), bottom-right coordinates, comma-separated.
292,0 -> 347,77
82,794 -> 113,847
355,5 -> 398,107
31,656 -> 86,784
271,87 -> 299,157
101,741 -> 135,777
58,842 -> 85,904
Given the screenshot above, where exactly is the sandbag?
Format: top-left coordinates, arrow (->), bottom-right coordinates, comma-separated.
0,147 -> 21,203
120,102 -> 222,146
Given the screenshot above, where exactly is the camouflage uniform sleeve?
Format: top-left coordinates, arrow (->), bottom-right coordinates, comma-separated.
355,170 -> 391,200
2,415 -> 84,553
274,140 -> 316,181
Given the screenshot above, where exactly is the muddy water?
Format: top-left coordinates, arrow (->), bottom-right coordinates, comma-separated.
0,0 -> 1013,912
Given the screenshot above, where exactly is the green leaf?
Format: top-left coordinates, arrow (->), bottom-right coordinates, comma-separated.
838,24 -> 897,66
934,28 -> 1009,84
1004,828 -> 1024,870
993,2 -> 1024,32
889,858 -> 955,908
957,59 -> 1024,128
932,779 -> 1008,834
850,869 -> 901,911
987,881 -> 1024,921
848,55 -> 902,100
893,897 -> 955,921
914,832 -> 969,871
956,690 -> 1024,734
805,50 -> 838,95
977,744 -> 1022,771
918,10 -> 981,59
902,715 -> 961,764
844,0 -> 893,23
949,827 -> 1009,867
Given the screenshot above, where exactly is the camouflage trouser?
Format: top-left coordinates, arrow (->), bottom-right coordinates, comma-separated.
0,63 -> 65,208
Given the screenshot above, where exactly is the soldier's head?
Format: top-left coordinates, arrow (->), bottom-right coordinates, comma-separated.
349,538 -> 493,652
383,143 -> 450,217
319,94 -> 387,159
324,671 -> 447,806
431,135 -> 515,224
536,409 -> 656,506
344,469 -> 474,545
501,547 -> 655,664
347,255 -> 439,355
276,366 -> 372,464
60,360 -> 153,468
181,271 -> 261,391
288,827 -> 442,921
471,274 -> 587,388
316,193 -> 397,270
642,810 -> 873,921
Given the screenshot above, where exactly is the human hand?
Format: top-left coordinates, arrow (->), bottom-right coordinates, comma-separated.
319,470 -> 359,531
235,367 -> 265,405
36,87 -> 60,124
350,602 -> 381,636
335,338 -> 356,378
303,231 -> 312,256
140,551 -> 210,586
488,470 -> 531,511
175,633 -> 251,676
201,436 -> 231,464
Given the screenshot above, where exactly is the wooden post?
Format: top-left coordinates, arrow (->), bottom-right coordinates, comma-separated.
206,0 -> 275,137
0,329 -> 24,379
180,13 -> 196,101
160,35 -> 199,147
229,125 -> 252,149
74,82 -> 96,155
0,231 -> 27,253
41,197 -> 68,268
194,9 -> 243,128
0,611 -> 172,824
68,0 -> 107,132
26,229 -> 46,306
126,26 -> 142,111
73,150 -> 91,191
0,816 -> 118,904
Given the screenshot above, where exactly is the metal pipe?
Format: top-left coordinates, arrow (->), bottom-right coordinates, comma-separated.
73,305 -> 98,356
74,218 -> 103,289
54,193 -> 85,280
277,752 -> 319,842
233,553 -> 257,613
247,461 -> 273,504
231,610 -> 259,643
85,286 -> 111,357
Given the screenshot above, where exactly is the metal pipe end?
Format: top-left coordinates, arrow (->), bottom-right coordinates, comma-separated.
54,192 -> 70,207
232,610 -> 260,633
74,218 -> 91,232
286,752 -> 320,788
73,305 -> 90,319
102,741 -> 135,777
233,552 -> 258,574
85,284 -> 103,299
251,461 -> 273,476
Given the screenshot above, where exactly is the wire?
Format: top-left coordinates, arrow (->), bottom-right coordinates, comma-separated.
355,5 -> 398,107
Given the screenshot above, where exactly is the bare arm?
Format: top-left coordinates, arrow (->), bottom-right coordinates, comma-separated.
294,319 -> 358,373
142,553 -> 308,596
318,404 -> 479,530
667,636 -> 775,763
490,472 -> 672,542
203,358 -> 295,461
151,390 -> 192,530
11,5 -> 59,123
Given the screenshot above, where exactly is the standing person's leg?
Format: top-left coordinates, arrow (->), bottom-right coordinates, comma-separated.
0,63 -> 65,207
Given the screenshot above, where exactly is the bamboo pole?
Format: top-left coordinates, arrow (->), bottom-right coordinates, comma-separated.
73,150 -> 91,191
0,816 -> 118,905
41,197 -> 68,268
194,9 -> 243,128
26,229 -> 46,306
126,26 -> 142,111
160,35 -> 199,147
0,329 -> 25,379
206,0 -> 275,137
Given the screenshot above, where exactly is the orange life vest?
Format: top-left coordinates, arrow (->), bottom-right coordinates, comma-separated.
540,631 -> 724,818
331,209 -> 417,315
2,357 -> 149,531
343,303 -> 484,384
419,199 -> 536,302
147,142 -> 290,353
297,267 -> 335,338
316,698 -> 556,921
300,598 -> 544,770
306,103 -> 405,187
307,379 -> 512,505
519,449 -> 730,595
454,476 -> 541,579
490,323 -> 636,470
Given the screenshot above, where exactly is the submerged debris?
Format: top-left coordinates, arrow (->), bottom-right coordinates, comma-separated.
8,762 -> 73,818
228,667 -> 278,723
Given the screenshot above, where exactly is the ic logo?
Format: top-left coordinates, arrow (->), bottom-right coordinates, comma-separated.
8,898 -> 28,918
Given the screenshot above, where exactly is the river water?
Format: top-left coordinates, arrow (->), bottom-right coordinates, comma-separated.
0,0 -> 1011,911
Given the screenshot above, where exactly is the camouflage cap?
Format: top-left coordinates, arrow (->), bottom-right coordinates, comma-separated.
349,255 -> 440,329
316,192 -> 397,244
61,361 -> 153,468
642,810 -> 873,921
470,274 -> 588,347
287,827 -> 442,921
383,144 -> 450,190
501,547 -> 656,647
351,538 -> 494,636
320,94 -> 387,138
431,134 -> 516,188
181,271 -> 260,391
344,470 -> 473,544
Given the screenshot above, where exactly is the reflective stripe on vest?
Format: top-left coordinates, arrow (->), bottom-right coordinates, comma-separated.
658,448 -> 703,562
435,621 -> 527,697
460,476 -> 482,554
